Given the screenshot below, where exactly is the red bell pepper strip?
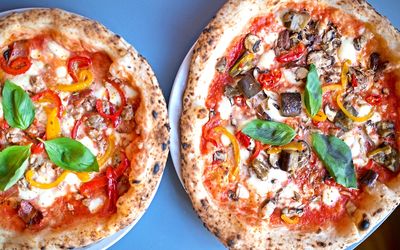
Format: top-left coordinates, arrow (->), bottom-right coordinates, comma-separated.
258,69 -> 282,90
31,142 -> 45,154
200,114 -> 222,153
96,79 -> 127,126
276,43 -> 306,63
79,152 -> 129,197
0,56 -> 31,75
249,140 -> 262,162
31,90 -> 63,118
105,166 -> 118,214
70,115 -> 89,139
365,94 -> 382,106
351,74 -> 358,88
67,56 -> 92,82
235,131 -> 251,148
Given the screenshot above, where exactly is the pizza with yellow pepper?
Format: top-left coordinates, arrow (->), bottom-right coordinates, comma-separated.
0,9 -> 169,249
181,0 -> 400,249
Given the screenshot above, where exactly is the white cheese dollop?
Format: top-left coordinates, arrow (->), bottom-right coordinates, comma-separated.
322,186 -> 341,206
217,96 -> 233,120
257,50 -> 275,70
338,38 -> 357,63
47,41 -> 70,59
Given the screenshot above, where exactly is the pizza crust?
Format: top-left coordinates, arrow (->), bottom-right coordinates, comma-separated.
0,9 -> 169,249
180,0 -> 400,249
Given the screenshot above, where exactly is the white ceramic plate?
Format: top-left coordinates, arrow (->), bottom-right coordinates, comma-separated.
169,45 -> 397,250
0,8 -> 164,250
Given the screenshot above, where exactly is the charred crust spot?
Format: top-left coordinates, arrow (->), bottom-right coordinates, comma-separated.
152,163 -> 160,174
373,208 -> 383,216
164,123 -> 171,131
161,142 -> 167,151
359,218 -> 370,230
227,238 -> 235,247
152,110 -> 158,119
182,143 -> 189,149
132,179 -> 141,184
316,241 -> 326,247
200,199 -> 207,207
316,228 -> 322,234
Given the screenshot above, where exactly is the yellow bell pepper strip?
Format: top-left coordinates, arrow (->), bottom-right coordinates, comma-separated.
31,90 -> 63,118
340,60 -> 351,89
214,126 -> 240,181
44,107 -> 61,139
281,213 -> 299,224
336,90 -> 374,122
25,169 -> 90,189
97,135 -> 116,167
305,108 -> 327,122
267,141 -> 304,154
322,84 -> 342,93
54,69 -> 93,92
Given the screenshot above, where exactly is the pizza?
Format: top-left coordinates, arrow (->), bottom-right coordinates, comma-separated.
181,0 -> 400,249
0,8 -> 169,249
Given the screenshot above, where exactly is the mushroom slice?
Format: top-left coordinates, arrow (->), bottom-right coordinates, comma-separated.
360,170 -> 378,187
282,11 -> 311,32
244,34 -> 263,54
368,145 -> 400,172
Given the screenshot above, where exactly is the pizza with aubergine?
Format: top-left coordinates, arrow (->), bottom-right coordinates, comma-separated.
181,0 -> 400,249
0,9 -> 169,249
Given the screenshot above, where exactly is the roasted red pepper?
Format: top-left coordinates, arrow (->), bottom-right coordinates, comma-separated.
365,94 -> 382,106
32,90 -> 63,118
96,78 -> 127,126
351,74 -> 358,88
258,69 -> 282,89
67,56 -> 92,82
105,166 -> 118,214
200,114 -> 222,153
276,43 -> 306,63
71,115 -> 88,139
79,152 -> 129,197
233,96 -> 246,107
31,141 -> 45,154
249,140 -> 262,162
0,55 -> 31,75
235,131 -> 251,148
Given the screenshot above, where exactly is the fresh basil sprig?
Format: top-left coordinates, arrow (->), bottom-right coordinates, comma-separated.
241,119 -> 296,146
311,133 -> 357,188
304,64 -> 322,117
2,80 -> 35,130
40,137 -> 99,172
0,145 -> 31,191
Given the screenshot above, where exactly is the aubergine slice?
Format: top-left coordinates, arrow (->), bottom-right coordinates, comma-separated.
280,92 -> 301,117
237,74 -> 261,99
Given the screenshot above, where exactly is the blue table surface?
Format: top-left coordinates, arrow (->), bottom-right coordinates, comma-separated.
0,1 -> 398,249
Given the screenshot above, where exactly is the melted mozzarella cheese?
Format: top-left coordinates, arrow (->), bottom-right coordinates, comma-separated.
47,41 -> 70,59
78,136 -> 99,156
86,197 -> 105,213
30,49 -> 41,59
338,38 -> 357,63
56,66 -> 68,78
342,130 -> 368,166
257,50 -> 275,70
322,186 -> 341,206
247,168 -> 288,196
278,182 -> 300,207
0,97 -> 3,118
62,115 -> 76,137
123,85 -> 137,98
93,85 -> 107,99
259,31 -> 279,45
108,83 -> 121,106
218,96 -> 232,120
10,75 -> 31,91
236,184 -> 250,199
263,90 -> 287,122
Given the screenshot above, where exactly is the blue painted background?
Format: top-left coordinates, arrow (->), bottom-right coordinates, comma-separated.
0,1 -> 398,249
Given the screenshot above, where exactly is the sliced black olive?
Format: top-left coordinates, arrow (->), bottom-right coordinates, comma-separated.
280,92 -> 301,117
360,170 -> 378,187
237,74 -> 261,99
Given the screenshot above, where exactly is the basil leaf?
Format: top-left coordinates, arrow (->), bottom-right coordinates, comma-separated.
2,80 -> 35,130
311,133 -> 357,188
41,137 -> 99,172
0,145 -> 31,191
304,64 -> 322,117
241,119 -> 296,146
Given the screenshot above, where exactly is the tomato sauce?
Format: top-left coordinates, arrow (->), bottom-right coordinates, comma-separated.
201,2 -> 400,231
